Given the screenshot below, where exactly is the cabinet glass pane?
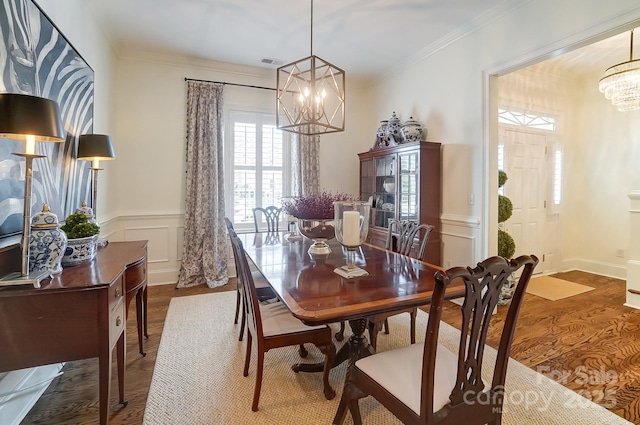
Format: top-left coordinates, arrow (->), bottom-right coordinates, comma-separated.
360,159 -> 373,202
373,156 -> 396,229
398,152 -> 419,222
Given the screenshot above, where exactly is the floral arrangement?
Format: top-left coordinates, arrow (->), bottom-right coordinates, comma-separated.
61,213 -> 100,239
283,191 -> 357,220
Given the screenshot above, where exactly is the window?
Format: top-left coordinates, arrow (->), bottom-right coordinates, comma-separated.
226,110 -> 289,229
498,108 -> 556,131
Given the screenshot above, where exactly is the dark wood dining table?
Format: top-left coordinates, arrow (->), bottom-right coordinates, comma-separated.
239,232 -> 466,372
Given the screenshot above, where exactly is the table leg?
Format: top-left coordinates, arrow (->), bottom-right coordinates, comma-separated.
293,318 -> 374,373
98,341 -> 112,425
332,318 -> 374,425
117,328 -> 128,406
136,288 -> 146,356
143,283 -> 149,338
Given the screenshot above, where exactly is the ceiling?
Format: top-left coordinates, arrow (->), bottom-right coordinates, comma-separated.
84,0 -> 635,81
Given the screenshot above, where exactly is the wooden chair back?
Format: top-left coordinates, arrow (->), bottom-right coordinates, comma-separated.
252,206 -> 281,233
385,220 -> 434,260
420,254 -> 538,423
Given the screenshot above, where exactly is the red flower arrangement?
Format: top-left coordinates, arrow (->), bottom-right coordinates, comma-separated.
283,191 -> 357,220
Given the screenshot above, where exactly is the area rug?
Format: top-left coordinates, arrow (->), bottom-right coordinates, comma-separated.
526,275 -> 595,301
143,292 -> 630,425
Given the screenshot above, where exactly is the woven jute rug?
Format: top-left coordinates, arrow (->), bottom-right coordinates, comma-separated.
526,275 -> 595,301
143,292 -> 631,425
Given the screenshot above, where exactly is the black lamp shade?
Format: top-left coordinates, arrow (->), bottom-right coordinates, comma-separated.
0,93 -> 65,141
77,134 -> 116,160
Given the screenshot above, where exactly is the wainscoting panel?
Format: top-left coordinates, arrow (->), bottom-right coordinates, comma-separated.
441,213 -> 480,269
124,226 -> 170,263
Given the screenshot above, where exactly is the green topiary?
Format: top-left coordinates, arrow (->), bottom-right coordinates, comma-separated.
498,194 -> 513,223
498,229 -> 516,258
498,170 -> 515,259
498,170 -> 508,188
61,213 -> 100,239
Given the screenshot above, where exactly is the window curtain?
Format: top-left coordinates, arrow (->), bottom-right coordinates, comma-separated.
290,133 -> 320,196
177,81 -> 228,288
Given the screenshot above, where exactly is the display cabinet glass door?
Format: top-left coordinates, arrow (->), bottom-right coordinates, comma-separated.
373,156 -> 396,229
398,152 -> 419,221
360,159 -> 373,205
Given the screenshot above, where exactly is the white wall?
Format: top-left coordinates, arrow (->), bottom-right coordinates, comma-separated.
368,0 -> 640,270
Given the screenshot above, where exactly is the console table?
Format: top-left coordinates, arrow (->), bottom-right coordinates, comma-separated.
0,240 -> 148,425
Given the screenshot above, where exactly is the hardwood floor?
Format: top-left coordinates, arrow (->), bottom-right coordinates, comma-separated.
20,271 -> 640,424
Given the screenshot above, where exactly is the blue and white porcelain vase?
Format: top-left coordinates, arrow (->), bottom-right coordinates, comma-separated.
76,200 -> 98,225
61,234 -> 99,266
385,112 -> 404,144
401,116 -> 425,142
29,204 -> 67,275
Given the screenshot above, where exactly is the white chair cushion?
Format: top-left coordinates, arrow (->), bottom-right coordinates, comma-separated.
356,341 -> 488,415
260,302 -> 327,337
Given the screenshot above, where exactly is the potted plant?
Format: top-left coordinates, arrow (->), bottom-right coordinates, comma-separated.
283,191 -> 356,255
497,170 -> 516,305
60,212 -> 100,266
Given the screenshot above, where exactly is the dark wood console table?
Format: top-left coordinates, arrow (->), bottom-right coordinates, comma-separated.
0,240 -> 148,425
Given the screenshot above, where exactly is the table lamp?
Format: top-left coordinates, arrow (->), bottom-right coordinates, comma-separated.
0,93 -> 65,288
77,134 -> 115,219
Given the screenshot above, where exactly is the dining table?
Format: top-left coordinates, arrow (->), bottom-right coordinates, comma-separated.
238,232 -> 466,375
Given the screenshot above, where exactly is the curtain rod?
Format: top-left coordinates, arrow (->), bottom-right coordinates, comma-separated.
184,77 -> 276,91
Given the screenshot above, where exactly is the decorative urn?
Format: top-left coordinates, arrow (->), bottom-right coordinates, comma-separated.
76,200 -> 98,225
401,116 -> 425,142
29,204 -> 67,275
385,112 -> 404,144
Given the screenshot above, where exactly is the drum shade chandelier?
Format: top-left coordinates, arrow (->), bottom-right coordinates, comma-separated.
599,29 -> 640,111
276,0 -> 345,135
0,93 -> 65,288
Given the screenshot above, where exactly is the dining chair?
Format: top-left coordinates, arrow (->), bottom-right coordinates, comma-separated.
335,219 -> 434,349
228,228 -> 337,411
252,206 -> 281,233
224,218 -> 276,342
334,254 -> 539,425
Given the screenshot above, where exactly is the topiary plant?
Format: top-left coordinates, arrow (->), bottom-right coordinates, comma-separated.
61,213 -> 100,239
498,170 -> 515,258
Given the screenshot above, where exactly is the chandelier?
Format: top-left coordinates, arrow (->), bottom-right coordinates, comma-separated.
276,0 -> 345,135
599,29 -> 640,111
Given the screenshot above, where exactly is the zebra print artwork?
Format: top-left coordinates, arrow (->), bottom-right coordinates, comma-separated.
0,0 -> 93,238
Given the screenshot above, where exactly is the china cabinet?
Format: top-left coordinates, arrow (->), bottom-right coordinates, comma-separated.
358,140 -> 441,265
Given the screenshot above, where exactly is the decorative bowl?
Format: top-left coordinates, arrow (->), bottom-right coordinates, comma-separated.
61,234 -> 98,266
383,182 -> 395,193
297,219 -> 335,255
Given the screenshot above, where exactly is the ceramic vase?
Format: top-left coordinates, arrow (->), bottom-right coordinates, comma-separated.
61,234 -> 99,266
401,116 -> 425,142
385,112 -> 404,144
29,204 -> 67,275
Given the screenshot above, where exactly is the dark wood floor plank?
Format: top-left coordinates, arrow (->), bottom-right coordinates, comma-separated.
20,270 -> 639,424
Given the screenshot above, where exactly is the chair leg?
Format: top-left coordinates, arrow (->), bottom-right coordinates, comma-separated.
251,349 -> 265,411
243,332 -> 252,377
298,344 -> 308,358
409,308 -> 417,344
335,321 -> 346,341
234,288 -> 241,324
384,318 -> 390,334
367,319 -> 383,351
315,341 -> 336,400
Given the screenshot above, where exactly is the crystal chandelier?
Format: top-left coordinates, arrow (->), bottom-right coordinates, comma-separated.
276,0 -> 345,135
599,30 -> 640,112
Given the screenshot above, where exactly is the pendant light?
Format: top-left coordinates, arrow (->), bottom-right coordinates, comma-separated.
276,0 -> 345,135
599,29 -> 640,112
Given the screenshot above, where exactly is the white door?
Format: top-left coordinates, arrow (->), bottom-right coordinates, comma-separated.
500,128 -> 548,272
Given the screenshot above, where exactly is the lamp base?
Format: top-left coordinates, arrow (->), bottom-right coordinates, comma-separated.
0,270 -> 51,289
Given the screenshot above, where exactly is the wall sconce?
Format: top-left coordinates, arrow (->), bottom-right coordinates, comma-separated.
77,134 -> 115,220
0,93 -> 65,288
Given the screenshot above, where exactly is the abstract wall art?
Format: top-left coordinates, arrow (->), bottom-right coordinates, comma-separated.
0,0 -> 93,238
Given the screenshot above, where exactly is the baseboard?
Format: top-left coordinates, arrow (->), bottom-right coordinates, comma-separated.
0,364 -> 63,425
148,268 -> 179,286
561,257 -> 626,280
